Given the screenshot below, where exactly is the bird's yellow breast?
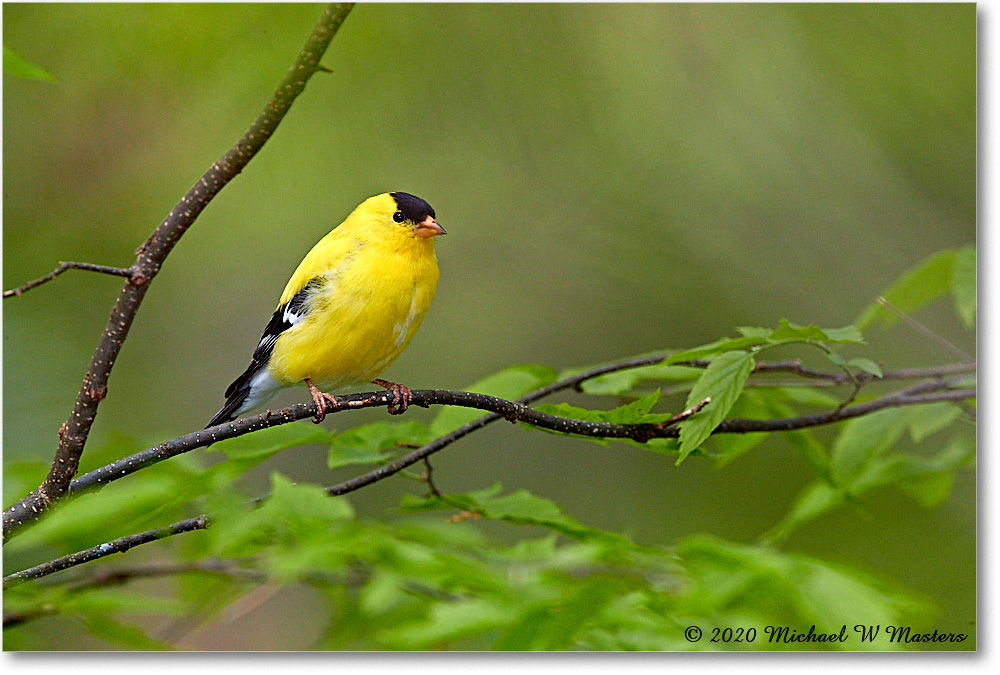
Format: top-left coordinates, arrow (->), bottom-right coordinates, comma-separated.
267,211 -> 440,390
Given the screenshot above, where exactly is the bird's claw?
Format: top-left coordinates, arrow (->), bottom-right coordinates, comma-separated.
373,379 -> 412,415
306,378 -> 339,423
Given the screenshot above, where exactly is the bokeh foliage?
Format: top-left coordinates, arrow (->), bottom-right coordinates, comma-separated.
4,3 -> 975,650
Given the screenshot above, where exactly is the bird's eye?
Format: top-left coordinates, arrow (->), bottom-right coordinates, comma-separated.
392,211 -> 405,223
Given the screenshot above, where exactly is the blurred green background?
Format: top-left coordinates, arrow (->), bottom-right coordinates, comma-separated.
3,3 -> 975,649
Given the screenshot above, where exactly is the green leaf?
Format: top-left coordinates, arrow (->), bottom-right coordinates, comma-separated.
3,461 -> 48,510
676,535 -> 933,650
3,46 -> 55,81
708,390 -> 770,467
387,598 -> 518,648
757,395 -> 831,478
763,481 -> 846,543
211,472 -> 354,564
851,436 -> 974,506
664,336 -> 770,364
80,615 -> 174,650
535,391 -> 672,427
951,246 -> 976,327
907,401 -> 962,442
896,472 -> 955,509
209,422 -> 333,460
769,319 -> 865,344
855,249 -> 958,329
677,351 -> 755,464
829,408 -> 907,488
430,364 -> 558,436
3,458 -> 205,557
530,390 -> 679,448
328,421 -> 432,469
579,364 -> 702,396
736,326 -> 774,339
774,386 -> 843,408
847,357 -> 883,378
401,484 -> 627,544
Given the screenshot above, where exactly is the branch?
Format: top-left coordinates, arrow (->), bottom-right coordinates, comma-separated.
3,4 -> 355,540
2,377 -> 974,586
3,262 -> 135,298
3,516 -> 209,588
4,353 -> 669,535
324,382 -> 974,497
3,358 -> 976,538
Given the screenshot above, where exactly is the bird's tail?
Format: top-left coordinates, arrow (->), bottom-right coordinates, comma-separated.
206,364 -> 282,429
206,392 -> 249,429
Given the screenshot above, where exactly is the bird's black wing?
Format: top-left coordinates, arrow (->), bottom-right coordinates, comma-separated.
206,278 -> 324,428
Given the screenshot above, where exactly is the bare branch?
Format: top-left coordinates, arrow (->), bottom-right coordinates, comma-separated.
3,516 -> 209,588
3,4 -> 355,541
3,262 -> 135,298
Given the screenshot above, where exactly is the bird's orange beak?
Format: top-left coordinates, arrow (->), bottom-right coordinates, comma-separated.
414,216 -> 446,238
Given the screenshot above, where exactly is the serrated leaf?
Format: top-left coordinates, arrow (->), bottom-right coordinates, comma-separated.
3,460 -> 204,557
736,326 -> 773,339
951,246 -> 976,327
430,365 -> 558,436
847,357 -> 883,378
328,421 -> 431,469
3,46 -> 55,81
531,390 -> 677,447
855,249 -> 958,330
524,403 -> 681,451
664,336 -> 769,364
677,351 -> 754,464
770,319 -> 865,345
709,390 -> 770,467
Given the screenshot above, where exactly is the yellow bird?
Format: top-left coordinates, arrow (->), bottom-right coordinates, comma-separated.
207,192 -> 445,427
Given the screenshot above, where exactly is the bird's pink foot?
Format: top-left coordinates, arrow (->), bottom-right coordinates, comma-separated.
373,378 -> 412,415
305,378 -> 340,423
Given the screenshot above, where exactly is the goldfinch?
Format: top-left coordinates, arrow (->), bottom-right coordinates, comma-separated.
207,192 -> 445,428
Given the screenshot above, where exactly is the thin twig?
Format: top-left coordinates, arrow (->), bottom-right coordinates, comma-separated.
3,4 -> 355,542
877,296 -> 973,361
3,262 -> 135,298
3,516 -> 209,588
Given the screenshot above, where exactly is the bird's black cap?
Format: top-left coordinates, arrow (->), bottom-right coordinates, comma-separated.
391,192 -> 436,222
